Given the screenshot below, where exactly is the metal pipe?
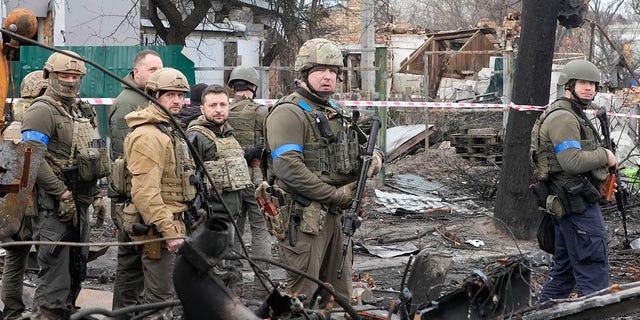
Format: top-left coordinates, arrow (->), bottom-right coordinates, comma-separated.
584,17 -> 640,85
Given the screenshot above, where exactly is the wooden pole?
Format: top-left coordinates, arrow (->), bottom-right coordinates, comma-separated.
423,51 -> 430,163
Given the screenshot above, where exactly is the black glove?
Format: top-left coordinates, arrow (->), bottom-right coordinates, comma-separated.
243,145 -> 263,162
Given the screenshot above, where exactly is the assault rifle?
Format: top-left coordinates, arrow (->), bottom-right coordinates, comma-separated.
596,107 -> 630,249
186,166 -> 211,231
337,118 -> 381,279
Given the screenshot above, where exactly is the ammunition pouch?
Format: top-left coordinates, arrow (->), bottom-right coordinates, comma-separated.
121,203 -> 143,239
36,187 -> 57,211
77,146 -> 111,182
530,181 -> 550,210
109,157 -> 131,197
294,196 -> 326,236
58,199 -> 77,226
546,178 -> 601,217
14,214 -> 33,241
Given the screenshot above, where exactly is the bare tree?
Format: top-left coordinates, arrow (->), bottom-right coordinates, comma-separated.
390,0 -> 522,31
147,0 -> 211,45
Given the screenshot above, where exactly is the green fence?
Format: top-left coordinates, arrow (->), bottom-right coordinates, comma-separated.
11,45 -> 195,138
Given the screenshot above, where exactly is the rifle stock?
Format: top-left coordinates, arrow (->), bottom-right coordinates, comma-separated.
337,118 -> 381,279
596,107 -> 630,248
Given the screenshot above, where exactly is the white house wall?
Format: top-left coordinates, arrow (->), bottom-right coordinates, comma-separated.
183,38 -> 225,86
237,40 -> 260,67
41,0 -> 139,46
391,34 -> 425,95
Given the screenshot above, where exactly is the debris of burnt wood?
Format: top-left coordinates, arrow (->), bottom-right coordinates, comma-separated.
407,254 -> 531,319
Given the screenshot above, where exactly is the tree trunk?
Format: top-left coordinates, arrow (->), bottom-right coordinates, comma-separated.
494,0 -> 561,239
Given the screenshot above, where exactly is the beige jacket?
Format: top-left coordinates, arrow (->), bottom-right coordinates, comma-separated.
124,104 -> 187,238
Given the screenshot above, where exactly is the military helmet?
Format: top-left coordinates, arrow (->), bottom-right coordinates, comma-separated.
20,70 -> 48,98
558,59 -> 600,86
43,50 -> 86,79
294,38 -> 344,72
228,66 -> 260,87
145,68 -> 190,93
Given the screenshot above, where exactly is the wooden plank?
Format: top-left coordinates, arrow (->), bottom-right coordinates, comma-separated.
387,129 -> 433,162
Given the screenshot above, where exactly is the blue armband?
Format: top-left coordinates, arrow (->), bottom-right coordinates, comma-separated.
22,130 -> 50,145
272,143 -> 303,160
555,140 -> 581,154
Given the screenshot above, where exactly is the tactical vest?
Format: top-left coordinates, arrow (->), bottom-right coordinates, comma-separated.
187,125 -> 252,192
113,123 -> 197,203
530,99 -> 606,183
266,94 -> 362,185
31,96 -> 103,174
228,98 -> 262,147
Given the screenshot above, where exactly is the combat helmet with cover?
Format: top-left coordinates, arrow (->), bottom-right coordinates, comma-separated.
145,67 -> 190,96
294,38 -> 344,73
13,70 -> 47,121
294,38 -> 344,98
20,70 -> 48,98
43,50 -> 86,78
43,50 -> 86,99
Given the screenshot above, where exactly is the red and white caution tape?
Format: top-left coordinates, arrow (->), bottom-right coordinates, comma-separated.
7,98 -> 640,119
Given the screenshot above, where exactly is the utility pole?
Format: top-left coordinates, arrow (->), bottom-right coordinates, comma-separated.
494,0 -> 561,239
360,0 -> 375,95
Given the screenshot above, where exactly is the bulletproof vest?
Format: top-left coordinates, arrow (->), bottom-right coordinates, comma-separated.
156,124 -> 198,203
31,96 -> 82,171
266,94 -> 362,185
530,99 -> 606,183
187,125 -> 252,192
228,97 -> 262,147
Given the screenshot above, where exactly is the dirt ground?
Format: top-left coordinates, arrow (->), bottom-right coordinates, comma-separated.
4,110 -> 640,318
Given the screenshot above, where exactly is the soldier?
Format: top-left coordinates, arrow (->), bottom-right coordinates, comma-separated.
227,66 -> 272,297
21,50 -> 109,319
123,67 -> 194,309
530,60 -> 617,305
186,84 -> 252,229
1,70 -> 47,320
262,38 -> 383,306
108,49 -> 162,312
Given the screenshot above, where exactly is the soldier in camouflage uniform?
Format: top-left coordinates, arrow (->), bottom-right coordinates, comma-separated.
227,66 -> 272,296
186,84 -> 258,295
21,50 -> 109,320
1,70 -> 47,320
263,38 -> 383,306
530,60 -> 617,305
108,49 -> 163,312
186,84 -> 252,222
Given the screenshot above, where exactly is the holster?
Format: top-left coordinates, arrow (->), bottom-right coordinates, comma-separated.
548,177 -> 601,217
143,232 -> 162,260
132,223 -> 162,259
